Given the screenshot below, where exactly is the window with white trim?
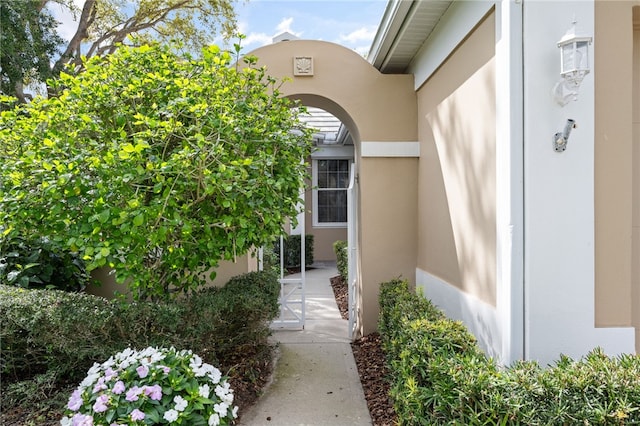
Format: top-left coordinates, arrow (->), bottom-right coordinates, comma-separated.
312,159 -> 349,227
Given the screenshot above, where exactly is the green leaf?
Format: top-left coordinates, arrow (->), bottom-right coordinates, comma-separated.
133,214 -> 144,227
97,209 -> 110,224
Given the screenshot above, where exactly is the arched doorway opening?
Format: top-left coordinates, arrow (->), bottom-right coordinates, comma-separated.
249,39 -> 418,339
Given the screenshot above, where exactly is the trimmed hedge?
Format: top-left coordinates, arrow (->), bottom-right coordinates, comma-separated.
379,279 -> 640,425
0,270 -> 280,405
274,234 -> 314,269
333,240 -> 348,281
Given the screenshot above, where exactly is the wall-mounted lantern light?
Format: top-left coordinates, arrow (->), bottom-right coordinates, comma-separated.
552,20 -> 593,106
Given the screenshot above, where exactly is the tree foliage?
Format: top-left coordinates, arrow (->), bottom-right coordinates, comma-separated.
0,43 -> 314,300
0,0 -> 238,100
0,0 -> 64,103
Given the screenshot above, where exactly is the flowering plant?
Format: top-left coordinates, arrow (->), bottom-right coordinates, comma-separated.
61,346 -> 238,425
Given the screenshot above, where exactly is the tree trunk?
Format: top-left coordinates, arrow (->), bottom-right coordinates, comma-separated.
50,0 -> 96,78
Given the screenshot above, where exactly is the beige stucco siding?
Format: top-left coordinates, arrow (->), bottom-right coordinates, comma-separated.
359,157 -> 419,332
416,11 -> 497,307
634,7 -> 640,351
594,2 -> 639,332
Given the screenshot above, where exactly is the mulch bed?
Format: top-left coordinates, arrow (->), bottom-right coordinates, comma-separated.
330,274 -> 398,426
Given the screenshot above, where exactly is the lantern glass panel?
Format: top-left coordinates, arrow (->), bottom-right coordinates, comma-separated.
561,43 -> 576,74
575,41 -> 589,70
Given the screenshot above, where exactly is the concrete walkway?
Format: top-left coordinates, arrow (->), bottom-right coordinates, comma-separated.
239,264 -> 372,426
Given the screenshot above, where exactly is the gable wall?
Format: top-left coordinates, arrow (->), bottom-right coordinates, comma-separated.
414,10 -> 499,357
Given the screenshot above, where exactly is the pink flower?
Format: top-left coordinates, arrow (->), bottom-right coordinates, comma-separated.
104,368 -> 118,381
67,389 -> 83,411
71,413 -> 94,426
130,409 -> 145,421
125,386 -> 142,402
92,394 -> 109,413
112,380 -> 125,395
143,384 -> 163,400
92,377 -> 107,394
136,364 -> 149,379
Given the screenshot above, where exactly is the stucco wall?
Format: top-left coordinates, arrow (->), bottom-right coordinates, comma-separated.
87,254 -> 258,299
594,1 -> 638,330
416,12 -> 497,308
634,6 -> 640,353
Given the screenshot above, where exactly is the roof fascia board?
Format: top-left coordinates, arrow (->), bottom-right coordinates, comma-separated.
407,0 -> 494,91
368,0 -> 414,68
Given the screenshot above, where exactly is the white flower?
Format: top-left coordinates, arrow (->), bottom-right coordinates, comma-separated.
232,406 -> 239,419
199,384 -> 210,398
118,347 -> 134,360
190,354 -> 203,368
163,409 -> 179,422
214,381 -> 234,405
102,357 -> 115,369
60,416 -> 72,426
174,395 -> 188,412
208,413 -> 220,426
207,368 -> 222,384
214,402 -> 229,417
79,372 -> 100,390
87,362 -> 101,375
193,361 -> 215,377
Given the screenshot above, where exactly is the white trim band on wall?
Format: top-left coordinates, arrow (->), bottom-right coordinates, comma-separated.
360,141 -> 420,157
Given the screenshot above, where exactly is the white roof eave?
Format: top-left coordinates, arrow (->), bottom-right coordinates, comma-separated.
368,0 -> 453,74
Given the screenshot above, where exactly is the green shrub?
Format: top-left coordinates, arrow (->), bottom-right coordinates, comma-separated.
333,240 -> 348,280
274,234 -> 314,269
0,286 -> 184,384
0,234 -> 92,292
378,279 -> 640,425
0,270 -> 280,410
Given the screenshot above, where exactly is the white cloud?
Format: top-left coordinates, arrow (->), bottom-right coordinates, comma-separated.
276,17 -> 294,34
48,0 -> 85,42
243,32 -> 273,47
237,20 -> 278,49
339,26 -> 376,45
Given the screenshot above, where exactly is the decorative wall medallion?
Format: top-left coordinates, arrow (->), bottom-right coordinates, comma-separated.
294,56 -> 313,76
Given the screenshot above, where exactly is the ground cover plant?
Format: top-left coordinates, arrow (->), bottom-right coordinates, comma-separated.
0,41 -> 314,301
0,270 -> 279,424
379,279 -> 640,425
61,346 -> 238,426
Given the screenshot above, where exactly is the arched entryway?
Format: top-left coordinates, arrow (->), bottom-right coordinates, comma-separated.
248,40 -> 419,337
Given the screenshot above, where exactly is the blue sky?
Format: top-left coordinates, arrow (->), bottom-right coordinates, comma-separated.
235,1 -> 388,56
51,1 -> 388,58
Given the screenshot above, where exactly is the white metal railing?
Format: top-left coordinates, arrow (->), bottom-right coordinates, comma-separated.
272,200 -> 306,329
347,162 -> 358,339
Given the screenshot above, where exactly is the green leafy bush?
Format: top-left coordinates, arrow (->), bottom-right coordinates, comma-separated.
333,240 -> 348,280
0,233 -> 92,292
0,43 -> 314,300
274,234 -> 314,269
378,279 -> 640,425
0,270 -> 279,410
